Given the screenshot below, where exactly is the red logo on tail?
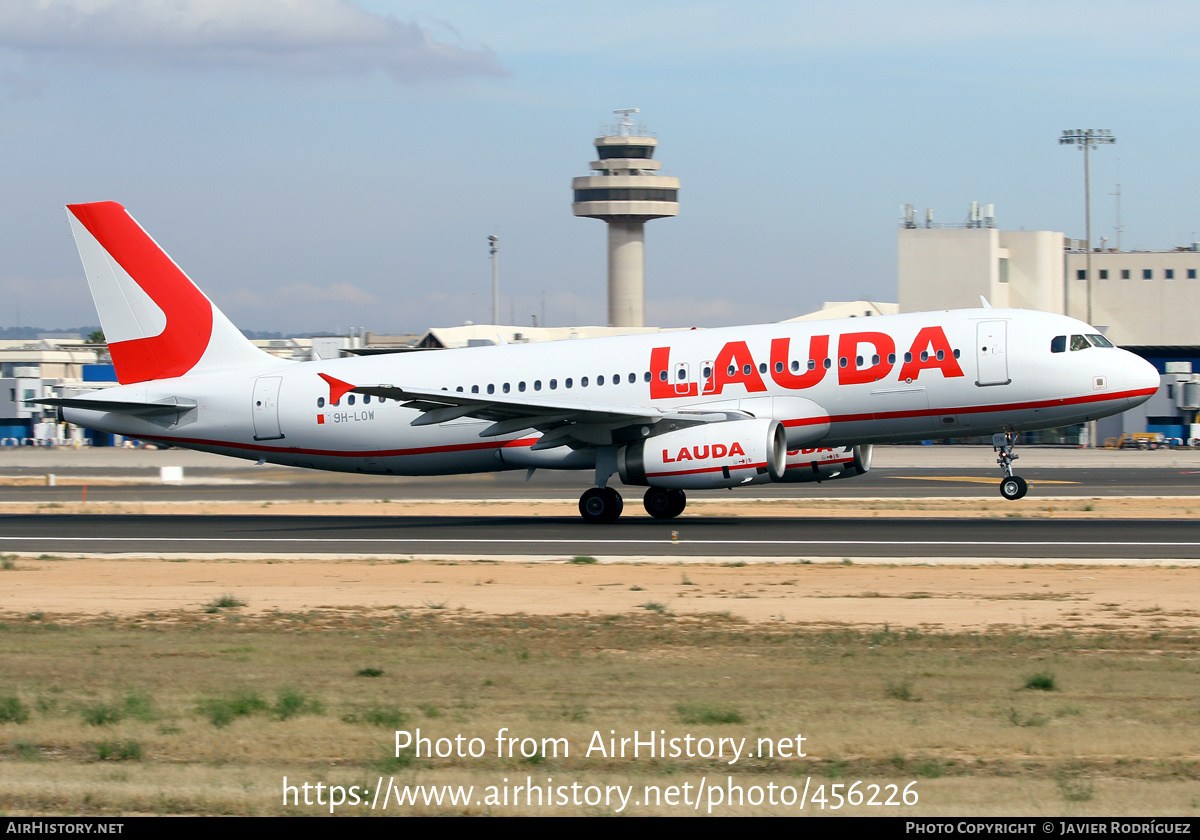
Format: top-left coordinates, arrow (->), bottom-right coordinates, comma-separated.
68,202 -> 213,384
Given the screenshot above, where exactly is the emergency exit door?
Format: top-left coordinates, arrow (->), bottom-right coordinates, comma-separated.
252,377 -> 285,440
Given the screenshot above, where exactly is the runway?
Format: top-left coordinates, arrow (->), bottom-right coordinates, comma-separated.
2,466 -> 1200,502
3,513 -> 1198,559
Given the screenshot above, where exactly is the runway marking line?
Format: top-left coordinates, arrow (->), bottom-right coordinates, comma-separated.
1,536 -> 1198,548
891,476 -> 1080,485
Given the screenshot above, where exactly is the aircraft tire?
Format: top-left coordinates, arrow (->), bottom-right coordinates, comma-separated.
1000,475 -> 1028,501
580,487 -> 623,523
644,487 -> 686,519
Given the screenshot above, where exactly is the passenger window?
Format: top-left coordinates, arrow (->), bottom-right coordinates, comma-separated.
503,383 -> 510,393
904,352 -> 913,363
643,372 -> 651,382
707,366 -> 715,377
1070,334 -> 1090,351
519,382 -> 526,392
1051,336 -> 1066,353
855,355 -> 863,367
317,397 -> 325,408
628,373 -> 636,383
758,363 -> 767,374
887,354 -> 896,364
807,360 -> 816,371
936,350 -> 944,361
658,371 -> 667,382
581,377 -> 588,387
565,378 -> 573,388
471,386 -> 479,394
742,364 -> 752,375
774,361 -> 783,374
871,354 -> 880,366
953,349 -> 960,359
598,375 -> 605,386
363,395 -> 371,404
549,379 -> 557,390
727,365 -> 736,376
348,395 -> 355,405
839,357 -> 847,368
455,386 -> 463,393
534,381 -> 542,391
823,358 -> 832,369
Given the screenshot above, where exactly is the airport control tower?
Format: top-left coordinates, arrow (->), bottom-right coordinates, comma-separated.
572,110 -> 680,328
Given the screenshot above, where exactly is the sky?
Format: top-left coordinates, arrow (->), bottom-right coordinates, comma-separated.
0,0 -> 1197,335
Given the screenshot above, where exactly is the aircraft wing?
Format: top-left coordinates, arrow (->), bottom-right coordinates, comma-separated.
340,379 -> 746,449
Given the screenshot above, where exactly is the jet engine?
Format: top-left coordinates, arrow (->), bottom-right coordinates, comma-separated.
777,444 -> 872,483
618,418 -> 787,489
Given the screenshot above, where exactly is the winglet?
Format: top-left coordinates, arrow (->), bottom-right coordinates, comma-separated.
319,373 -> 356,403
980,295 -> 992,309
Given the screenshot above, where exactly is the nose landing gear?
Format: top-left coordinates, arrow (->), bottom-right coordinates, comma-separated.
993,432 -> 1028,500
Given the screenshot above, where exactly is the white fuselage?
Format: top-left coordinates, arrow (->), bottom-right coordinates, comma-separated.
63,308 -> 1160,480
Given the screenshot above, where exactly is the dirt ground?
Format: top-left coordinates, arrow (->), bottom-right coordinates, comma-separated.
3,554 -> 1198,633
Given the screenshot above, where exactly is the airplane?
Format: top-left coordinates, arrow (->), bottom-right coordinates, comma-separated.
38,201 -> 1161,523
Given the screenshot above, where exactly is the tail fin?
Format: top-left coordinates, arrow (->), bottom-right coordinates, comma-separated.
66,202 -> 274,384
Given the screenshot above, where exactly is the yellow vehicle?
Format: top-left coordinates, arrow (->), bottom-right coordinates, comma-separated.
1103,433 -> 1165,450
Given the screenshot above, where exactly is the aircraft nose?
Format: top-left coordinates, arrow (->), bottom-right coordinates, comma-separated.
1124,353 -> 1161,403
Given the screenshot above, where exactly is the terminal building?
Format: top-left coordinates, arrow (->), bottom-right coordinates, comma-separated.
898,203 -> 1200,443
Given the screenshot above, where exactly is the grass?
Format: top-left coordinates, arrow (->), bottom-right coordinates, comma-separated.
355,668 -> 384,678
676,703 -> 744,725
203,594 -> 246,614
94,740 -> 143,762
0,696 -> 30,724
569,556 -> 598,564
640,601 -> 668,613
1023,671 -> 1058,691
885,677 -> 921,702
1,611 -> 1199,814
343,706 -> 408,728
196,690 -> 269,728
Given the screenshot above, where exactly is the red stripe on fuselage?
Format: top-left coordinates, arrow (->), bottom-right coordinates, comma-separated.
780,386 -> 1156,427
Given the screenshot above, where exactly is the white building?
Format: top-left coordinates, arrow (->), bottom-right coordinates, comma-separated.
897,209 -> 1200,346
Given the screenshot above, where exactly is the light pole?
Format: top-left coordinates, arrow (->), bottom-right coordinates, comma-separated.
487,235 -> 499,325
1059,129 -> 1116,326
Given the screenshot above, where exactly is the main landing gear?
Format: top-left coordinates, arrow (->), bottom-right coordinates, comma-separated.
993,432 -> 1028,501
643,487 -> 687,519
579,487 -> 623,523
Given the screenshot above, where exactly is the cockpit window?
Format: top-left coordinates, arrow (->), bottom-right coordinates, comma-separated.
1070,334 -> 1090,351
1051,335 -> 1066,353
1087,334 -> 1114,348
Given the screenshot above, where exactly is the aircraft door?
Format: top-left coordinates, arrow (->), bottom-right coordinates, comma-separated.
252,376 -> 285,441
700,360 -> 715,395
976,320 -> 1010,386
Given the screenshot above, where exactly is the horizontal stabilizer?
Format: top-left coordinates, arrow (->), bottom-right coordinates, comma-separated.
33,396 -> 197,417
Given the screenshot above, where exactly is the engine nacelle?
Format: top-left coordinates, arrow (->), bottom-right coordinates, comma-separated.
618,418 -> 787,489
777,444 -> 873,483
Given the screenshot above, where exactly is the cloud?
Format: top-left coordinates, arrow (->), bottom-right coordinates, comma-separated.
221,281 -> 380,309
0,0 -> 505,80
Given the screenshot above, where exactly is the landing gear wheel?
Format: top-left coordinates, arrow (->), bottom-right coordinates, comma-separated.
579,487 -> 623,523
644,487 -> 687,519
1000,475 -> 1028,501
